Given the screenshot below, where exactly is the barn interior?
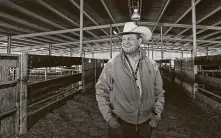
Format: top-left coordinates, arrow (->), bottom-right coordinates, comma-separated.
0,0 -> 221,138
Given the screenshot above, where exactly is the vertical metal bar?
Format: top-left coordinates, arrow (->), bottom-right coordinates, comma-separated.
92,52 -> 94,58
49,43 -> 52,56
45,69 -> 47,81
7,36 -> 11,54
181,51 -> 184,58
206,47 -> 208,56
82,57 -> 85,93
152,40 -> 154,59
80,0 -> 84,57
20,53 -> 28,134
161,27 -> 163,60
70,48 -> 73,57
83,50 -> 85,57
148,43 -> 149,57
110,24 -> 113,59
191,0 -> 197,99
47,43 -> 52,80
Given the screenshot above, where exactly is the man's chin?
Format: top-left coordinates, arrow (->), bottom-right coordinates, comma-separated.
123,50 -> 134,55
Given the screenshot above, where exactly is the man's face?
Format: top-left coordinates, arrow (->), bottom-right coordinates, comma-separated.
121,34 -> 142,55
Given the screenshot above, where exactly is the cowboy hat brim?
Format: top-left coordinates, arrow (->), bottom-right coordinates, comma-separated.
117,26 -> 152,43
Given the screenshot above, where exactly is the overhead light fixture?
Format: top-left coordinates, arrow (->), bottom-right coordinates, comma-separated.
131,8 -> 140,21
113,30 -> 117,35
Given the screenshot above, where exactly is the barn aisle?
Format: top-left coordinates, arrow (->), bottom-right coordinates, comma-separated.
19,80 -> 221,138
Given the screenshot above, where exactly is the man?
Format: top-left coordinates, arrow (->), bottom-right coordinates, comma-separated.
96,22 -> 165,138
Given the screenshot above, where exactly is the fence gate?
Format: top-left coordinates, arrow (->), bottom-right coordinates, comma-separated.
0,54 -> 20,138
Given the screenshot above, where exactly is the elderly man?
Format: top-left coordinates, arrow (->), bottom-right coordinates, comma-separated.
96,22 -> 165,138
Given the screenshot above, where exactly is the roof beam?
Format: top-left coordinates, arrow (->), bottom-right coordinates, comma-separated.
163,0 -> 202,36
0,21 -> 64,43
100,0 -> 121,32
69,0 -> 109,36
176,5 -> 221,37
2,21 -> 221,41
5,1 -> 80,41
15,35 -> 221,52
151,0 -> 171,33
36,0 -> 99,39
0,11 -> 79,44
185,20 -> 221,38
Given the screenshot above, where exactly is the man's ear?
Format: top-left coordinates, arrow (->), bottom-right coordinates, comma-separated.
138,38 -> 142,45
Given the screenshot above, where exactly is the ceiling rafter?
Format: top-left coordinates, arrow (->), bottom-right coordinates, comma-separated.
176,5 -> 221,37
69,0 -> 109,36
162,0 -> 202,36
5,1 -> 80,41
36,0 -> 100,39
151,0 -> 171,33
2,21 -> 221,41
0,11 -> 76,45
0,21 -> 64,44
100,0 -> 121,32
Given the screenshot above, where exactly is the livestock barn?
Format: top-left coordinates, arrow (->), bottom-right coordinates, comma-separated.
0,0 -> 221,138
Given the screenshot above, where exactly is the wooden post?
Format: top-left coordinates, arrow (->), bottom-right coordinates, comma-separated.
191,0 -> 197,99
80,0 -> 84,57
110,24 -> 113,59
7,36 -> 11,54
20,53 -> 28,134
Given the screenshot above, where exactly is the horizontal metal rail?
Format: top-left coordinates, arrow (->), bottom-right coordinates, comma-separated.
198,87 -> 221,100
28,89 -> 81,116
198,70 -> 221,73
28,84 -> 82,108
0,80 -> 18,87
0,108 -> 18,118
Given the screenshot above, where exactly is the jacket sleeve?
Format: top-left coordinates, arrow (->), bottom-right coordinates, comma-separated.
95,61 -> 113,123
154,67 -> 165,119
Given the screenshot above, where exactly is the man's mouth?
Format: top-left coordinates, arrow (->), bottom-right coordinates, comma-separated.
123,45 -> 132,48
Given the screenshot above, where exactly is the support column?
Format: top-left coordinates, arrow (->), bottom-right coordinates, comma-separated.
83,50 -> 85,57
92,51 -> 94,58
191,0 -> 197,99
20,53 -> 28,134
161,27 -> 163,60
70,47 -> 73,57
110,24 -> 113,59
152,40 -> 154,59
49,43 -> 52,56
206,47 -> 209,56
7,36 -> 11,54
80,0 -> 84,57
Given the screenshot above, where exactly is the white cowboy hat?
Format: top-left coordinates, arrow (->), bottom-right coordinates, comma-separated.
118,22 -> 152,43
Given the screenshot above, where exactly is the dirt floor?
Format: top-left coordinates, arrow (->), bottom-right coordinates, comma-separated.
19,80 -> 221,138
